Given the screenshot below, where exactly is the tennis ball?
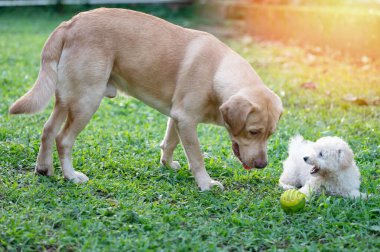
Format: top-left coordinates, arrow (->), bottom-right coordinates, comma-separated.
280,189 -> 306,213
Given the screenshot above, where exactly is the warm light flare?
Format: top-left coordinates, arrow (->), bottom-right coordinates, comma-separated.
241,2 -> 380,59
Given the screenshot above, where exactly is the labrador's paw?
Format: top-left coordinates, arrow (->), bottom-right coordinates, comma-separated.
168,161 -> 181,170
65,171 -> 89,183
161,159 -> 181,170
198,179 -> 224,191
35,164 -> 54,176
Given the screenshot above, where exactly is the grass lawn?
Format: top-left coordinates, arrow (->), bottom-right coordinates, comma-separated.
1,5 -> 379,251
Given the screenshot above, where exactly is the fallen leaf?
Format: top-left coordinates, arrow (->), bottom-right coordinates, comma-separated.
343,94 -> 369,106
372,97 -> 380,106
361,65 -> 371,71
353,98 -> 369,106
301,82 -> 317,89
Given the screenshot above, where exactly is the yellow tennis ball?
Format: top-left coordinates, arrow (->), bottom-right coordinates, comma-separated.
280,189 -> 306,213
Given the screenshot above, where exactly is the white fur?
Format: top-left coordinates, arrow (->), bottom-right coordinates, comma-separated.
279,135 -> 366,199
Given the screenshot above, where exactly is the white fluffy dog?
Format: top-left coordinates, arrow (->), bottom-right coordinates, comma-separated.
279,135 -> 366,199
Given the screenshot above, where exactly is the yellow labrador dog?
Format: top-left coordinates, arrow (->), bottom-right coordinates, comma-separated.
10,8 -> 283,191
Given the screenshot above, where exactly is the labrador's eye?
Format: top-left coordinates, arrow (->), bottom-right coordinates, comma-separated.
249,130 -> 260,136
319,152 -> 323,157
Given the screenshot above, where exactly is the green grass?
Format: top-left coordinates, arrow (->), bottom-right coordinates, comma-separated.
1,6 -> 380,252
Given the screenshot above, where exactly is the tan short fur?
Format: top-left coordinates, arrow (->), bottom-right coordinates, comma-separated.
9,8 -> 283,191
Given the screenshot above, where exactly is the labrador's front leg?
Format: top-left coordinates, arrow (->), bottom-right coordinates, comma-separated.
174,119 -> 224,191
160,118 -> 181,170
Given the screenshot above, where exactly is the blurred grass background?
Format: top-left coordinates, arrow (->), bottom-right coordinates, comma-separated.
0,2 -> 379,251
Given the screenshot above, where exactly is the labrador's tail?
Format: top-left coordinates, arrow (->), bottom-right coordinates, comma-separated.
9,25 -> 65,114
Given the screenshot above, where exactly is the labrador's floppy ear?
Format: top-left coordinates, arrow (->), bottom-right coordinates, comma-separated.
219,95 -> 257,136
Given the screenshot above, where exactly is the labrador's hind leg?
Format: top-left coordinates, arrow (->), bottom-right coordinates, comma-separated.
55,92 -> 104,183
35,96 -> 68,176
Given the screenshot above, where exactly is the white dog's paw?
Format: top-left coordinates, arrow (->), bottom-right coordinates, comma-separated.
198,179 -> 224,191
298,187 -> 312,200
348,191 -> 368,200
65,171 -> 89,183
360,193 -> 369,200
35,164 -> 54,176
279,181 -> 296,190
161,159 -> 181,170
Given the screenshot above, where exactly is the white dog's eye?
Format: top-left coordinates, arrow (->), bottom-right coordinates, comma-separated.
319,151 -> 323,157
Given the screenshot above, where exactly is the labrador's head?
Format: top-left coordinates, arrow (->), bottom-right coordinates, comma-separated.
220,89 -> 283,169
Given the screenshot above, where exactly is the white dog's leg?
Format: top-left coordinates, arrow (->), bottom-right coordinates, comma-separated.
279,181 -> 296,190
361,193 -> 368,199
160,118 -> 181,170
174,118 -> 223,191
279,156 -> 302,191
299,182 -> 314,199
35,98 -> 68,176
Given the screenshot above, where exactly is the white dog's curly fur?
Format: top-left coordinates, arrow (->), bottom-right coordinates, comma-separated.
279,135 -> 366,199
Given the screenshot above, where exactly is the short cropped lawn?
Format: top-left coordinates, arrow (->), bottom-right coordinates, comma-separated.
0,6 -> 379,251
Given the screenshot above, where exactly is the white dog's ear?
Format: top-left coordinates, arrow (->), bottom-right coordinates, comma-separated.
338,148 -> 353,169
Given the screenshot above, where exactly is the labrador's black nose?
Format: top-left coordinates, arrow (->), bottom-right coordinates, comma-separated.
303,156 -> 309,162
255,160 -> 268,169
